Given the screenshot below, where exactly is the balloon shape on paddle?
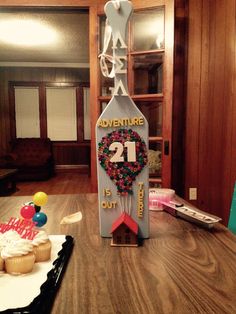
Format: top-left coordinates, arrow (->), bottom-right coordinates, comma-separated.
98,129 -> 147,196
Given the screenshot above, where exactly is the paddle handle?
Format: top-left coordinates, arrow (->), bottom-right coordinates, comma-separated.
105,1 -> 132,94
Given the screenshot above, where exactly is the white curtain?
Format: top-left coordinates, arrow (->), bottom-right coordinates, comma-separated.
46,87 -> 77,141
15,87 -> 40,138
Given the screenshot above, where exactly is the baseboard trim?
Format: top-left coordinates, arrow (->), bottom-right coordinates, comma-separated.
55,165 -> 89,173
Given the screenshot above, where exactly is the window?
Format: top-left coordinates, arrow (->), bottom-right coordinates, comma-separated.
46,87 -> 77,141
14,87 -> 40,138
10,82 -> 90,142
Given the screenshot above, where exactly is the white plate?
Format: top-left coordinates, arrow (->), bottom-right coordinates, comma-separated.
0,235 -> 66,311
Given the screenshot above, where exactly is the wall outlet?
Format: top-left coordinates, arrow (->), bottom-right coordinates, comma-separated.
189,188 -> 197,200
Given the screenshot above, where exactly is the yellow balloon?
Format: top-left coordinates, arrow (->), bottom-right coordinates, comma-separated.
33,192 -> 48,206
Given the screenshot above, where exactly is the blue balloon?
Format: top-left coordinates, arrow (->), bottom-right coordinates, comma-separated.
32,212 -> 47,227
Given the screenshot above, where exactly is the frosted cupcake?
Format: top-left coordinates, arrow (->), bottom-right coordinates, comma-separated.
0,231 -> 21,271
1,239 -> 35,274
1,230 -> 21,244
0,233 -> 4,271
32,230 -> 51,262
0,255 -> 4,271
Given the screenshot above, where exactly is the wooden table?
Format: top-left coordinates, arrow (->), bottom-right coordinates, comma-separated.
0,169 -> 17,196
0,194 -> 236,314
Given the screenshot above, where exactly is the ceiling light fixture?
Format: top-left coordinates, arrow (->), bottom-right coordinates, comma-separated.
0,19 -> 58,46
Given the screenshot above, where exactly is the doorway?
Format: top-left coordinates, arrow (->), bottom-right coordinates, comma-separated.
0,8 -> 91,174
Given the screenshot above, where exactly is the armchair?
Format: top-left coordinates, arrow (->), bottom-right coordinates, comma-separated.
2,138 -> 54,181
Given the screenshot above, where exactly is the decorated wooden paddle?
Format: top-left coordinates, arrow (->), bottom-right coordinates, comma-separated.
96,0 -> 149,239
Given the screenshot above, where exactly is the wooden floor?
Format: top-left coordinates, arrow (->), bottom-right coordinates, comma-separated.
11,172 -> 93,196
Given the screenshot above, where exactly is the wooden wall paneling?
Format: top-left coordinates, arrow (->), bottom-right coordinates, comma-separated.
53,143 -> 90,166
76,86 -> 84,142
39,83 -> 47,138
1,69 -> 12,153
172,0 -> 188,196
8,82 -> 16,139
0,70 -> 3,155
197,0 -> 212,214
186,0 -> 236,225
185,0 -> 202,205
5,69 -> 11,147
210,1 -> 226,219
224,0 -> 236,224
0,68 -> 10,154
0,70 -> 3,154
233,3 -> 236,208
213,0 -> 232,223
198,0 -> 233,224
1,69 -> 6,151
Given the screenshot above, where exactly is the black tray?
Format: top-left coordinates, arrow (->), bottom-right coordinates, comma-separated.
1,235 -> 74,314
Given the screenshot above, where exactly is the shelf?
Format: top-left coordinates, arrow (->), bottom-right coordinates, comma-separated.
130,49 -> 165,56
98,96 -> 111,102
98,94 -> 163,102
149,177 -> 162,183
149,136 -> 163,141
131,93 -> 163,101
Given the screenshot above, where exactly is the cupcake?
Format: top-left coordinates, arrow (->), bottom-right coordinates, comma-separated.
0,230 -> 22,272
0,233 -> 4,271
1,238 -> 35,274
1,230 -> 21,244
32,230 -> 51,262
0,255 -> 4,271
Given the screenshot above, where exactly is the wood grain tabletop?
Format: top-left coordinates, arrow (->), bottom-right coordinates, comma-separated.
0,194 -> 236,314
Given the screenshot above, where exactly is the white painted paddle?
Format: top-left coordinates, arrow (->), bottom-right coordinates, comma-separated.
96,0 -> 149,238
